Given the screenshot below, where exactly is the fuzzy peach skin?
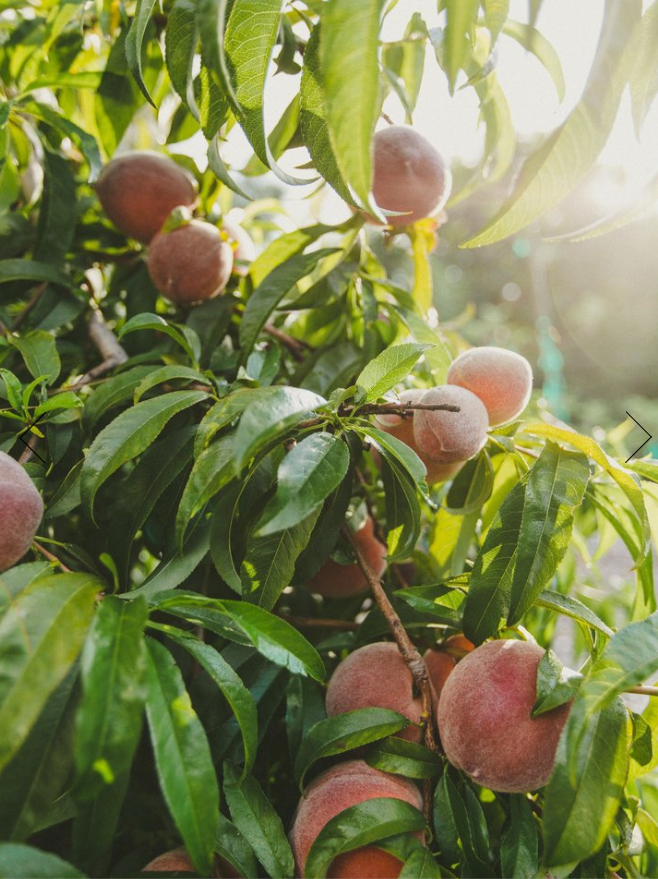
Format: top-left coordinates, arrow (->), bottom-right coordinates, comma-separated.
369,126 -> 452,227
326,642 -> 423,743
412,386 -> 488,465
142,848 -> 240,877
446,346 -> 533,426
289,760 -> 423,878
147,220 -> 234,305
422,648 -> 456,712
0,451 -> 44,573
437,640 -> 572,793
374,390 -> 464,485
95,152 -> 197,243
306,516 -> 386,598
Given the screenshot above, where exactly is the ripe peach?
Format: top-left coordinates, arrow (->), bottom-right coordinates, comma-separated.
221,217 -> 256,277
370,126 -> 451,227
306,516 -> 386,598
95,152 -> 197,243
147,220 -> 234,305
142,848 -> 195,873
413,386 -> 488,465
446,347 -> 533,426
289,760 -> 422,878
0,451 -> 44,573
443,634 -> 475,658
374,390 -> 463,485
437,640 -> 571,793
326,642 -> 423,743
422,648 -> 456,709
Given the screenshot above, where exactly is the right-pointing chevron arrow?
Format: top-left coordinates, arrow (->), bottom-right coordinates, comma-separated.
625,412 -> 652,463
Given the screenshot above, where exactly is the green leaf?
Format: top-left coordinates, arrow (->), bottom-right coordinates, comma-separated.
501,20 -> 565,102
222,0 -> 306,186
462,0 -> 642,246
0,259 -> 73,288
525,422 -> 650,560
145,639 -> 219,876
125,0 -> 158,105
239,248 -> 339,357
535,590 -> 614,637
359,424 -> 427,488
399,847 -> 442,878
285,676 -> 326,763
305,798 -> 425,879
33,148 -> 76,266
257,433 -> 349,535
446,451 -> 494,514
119,313 -> 201,366
24,102 -> 102,183
242,508 -> 322,608
464,442 -> 589,643
233,386 -> 325,473
195,390 -> 264,457
134,365 -> 212,404
147,592 -> 250,645
83,366 -> 157,429
129,513 -> 211,597
508,442 -> 589,623
500,794 -> 539,879
532,649 -> 582,717
81,390 -> 208,518
222,601 -> 325,680
0,574 -> 99,774
166,0 -> 199,115
0,669 -> 77,842
355,343 -> 430,402
248,223 -> 336,288
294,709 -> 410,787
215,815 -> 259,879
482,0 -> 510,44
366,737 -> 443,779
10,331 -> 60,385
0,844 -> 84,878
542,697 -> 629,868
223,760 -> 295,879
381,455 -> 421,561
578,611 -> 658,717
74,597 -> 148,799
442,0 -> 479,93
170,636 -> 257,777
300,24 -> 353,204
432,766 -> 492,877
176,433 -> 235,547
320,0 -> 385,212
462,477 -> 525,644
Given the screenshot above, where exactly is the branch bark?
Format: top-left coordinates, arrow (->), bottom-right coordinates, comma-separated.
33,541 -> 72,572
342,524 -> 437,819
69,308 -> 128,390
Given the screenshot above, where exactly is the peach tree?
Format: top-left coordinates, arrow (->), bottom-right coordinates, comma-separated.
1,1 -> 658,877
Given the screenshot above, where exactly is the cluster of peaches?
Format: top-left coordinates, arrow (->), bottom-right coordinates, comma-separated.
95,152 -> 255,304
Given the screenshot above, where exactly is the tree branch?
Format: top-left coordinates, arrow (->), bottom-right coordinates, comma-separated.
297,400 -> 460,431
342,524 -> 437,819
626,686 -> 658,697
69,308 -> 128,390
33,541 -> 72,572
277,614 -> 359,631
263,324 -> 310,362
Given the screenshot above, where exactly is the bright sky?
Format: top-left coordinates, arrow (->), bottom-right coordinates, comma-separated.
173,1 -> 658,218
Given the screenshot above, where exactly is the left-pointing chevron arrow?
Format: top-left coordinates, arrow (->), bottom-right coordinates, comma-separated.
625,411 -> 652,463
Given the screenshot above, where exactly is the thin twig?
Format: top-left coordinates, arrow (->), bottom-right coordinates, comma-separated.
33,541 -> 72,572
263,324 -> 310,362
297,400 -> 461,431
278,614 -> 359,631
343,524 -> 437,820
68,308 -> 128,390
626,686 -> 658,697
18,433 -> 39,465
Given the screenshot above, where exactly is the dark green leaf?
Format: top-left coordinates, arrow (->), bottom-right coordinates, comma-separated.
532,649 -> 582,717
366,737 -> 443,779
0,574 -> 99,774
294,709 -> 410,786
10,331 -> 60,385
118,313 -> 200,366
257,433 -> 349,535
125,0 -> 158,105
500,794 -> 539,879
535,590 -> 613,636
223,760 -> 294,879
233,386 -> 325,472
0,844 -> 84,878
74,596 -> 148,799
176,433 -> 235,547
33,148 -> 76,266
305,798 -> 425,879
81,390 -> 208,518
83,366 -> 157,429
0,259 -> 73,288
399,847 -> 442,878
145,639 -> 219,876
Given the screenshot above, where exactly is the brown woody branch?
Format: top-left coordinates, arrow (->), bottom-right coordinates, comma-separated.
33,541 -> 72,572
297,400 -> 460,431
68,308 -> 128,390
342,524 -> 437,820
263,324 -> 310,362
626,686 -> 658,697
278,614 -> 359,631
18,433 -> 39,465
